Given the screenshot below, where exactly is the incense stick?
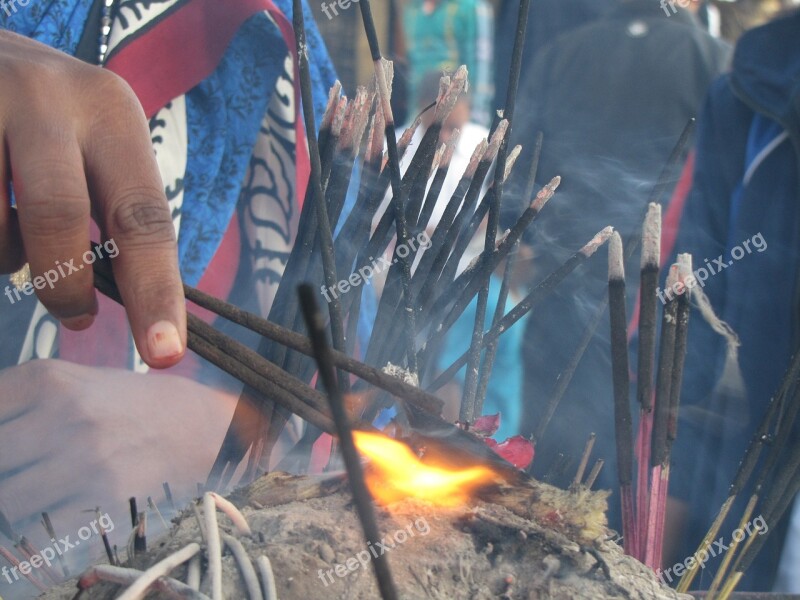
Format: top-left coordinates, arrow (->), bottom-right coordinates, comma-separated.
635,203 -> 661,562
427,227 -> 613,391
607,231 -> 637,556
298,284 -> 398,600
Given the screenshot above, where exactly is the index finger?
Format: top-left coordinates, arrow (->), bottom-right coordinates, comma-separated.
81,74 -> 186,369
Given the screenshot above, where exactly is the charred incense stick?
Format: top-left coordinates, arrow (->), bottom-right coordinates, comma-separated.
464,0 -> 532,417
163,482 -> 176,513
292,0 -> 348,388
420,176 -> 561,362
585,459 -> 605,489
41,511 -> 70,577
473,238 -> 520,418
531,299 -> 608,445
359,0 -> 420,374
181,285 -> 443,416
607,231 -> 636,556
651,254 -> 693,569
17,537 -> 59,585
635,203 -> 661,562
202,493 -> 223,600
427,227 -> 613,392
571,433 -> 597,489
676,355 -> 798,592
644,264 -> 679,568
147,497 -> 170,532
0,545 -> 48,592
298,284 -> 398,600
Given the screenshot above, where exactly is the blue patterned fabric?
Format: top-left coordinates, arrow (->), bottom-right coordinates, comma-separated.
1,0 -> 337,285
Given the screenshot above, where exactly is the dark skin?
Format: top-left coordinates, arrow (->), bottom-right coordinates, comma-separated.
0,31 -> 186,369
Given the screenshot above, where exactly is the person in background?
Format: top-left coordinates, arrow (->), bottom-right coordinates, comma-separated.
665,8 -> 800,592
506,0 -> 729,523
0,1 -> 335,596
493,0 -> 616,113
404,0 -> 493,127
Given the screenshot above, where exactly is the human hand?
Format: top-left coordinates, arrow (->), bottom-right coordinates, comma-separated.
0,31 -> 185,368
0,360 -> 237,582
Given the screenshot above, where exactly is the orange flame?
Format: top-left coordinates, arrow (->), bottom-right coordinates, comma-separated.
352,431 -> 497,507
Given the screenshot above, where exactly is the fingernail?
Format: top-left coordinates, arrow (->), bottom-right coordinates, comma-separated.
61,313 -> 96,331
147,320 -> 183,361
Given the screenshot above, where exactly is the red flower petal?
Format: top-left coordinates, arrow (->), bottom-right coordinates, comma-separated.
488,435 -> 535,469
472,413 -> 501,437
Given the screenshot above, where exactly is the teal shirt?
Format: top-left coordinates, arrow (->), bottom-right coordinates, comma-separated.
438,275 -> 525,440
404,0 -> 478,108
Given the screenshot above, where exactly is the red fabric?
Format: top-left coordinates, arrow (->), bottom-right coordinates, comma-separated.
60,0 -> 308,368
627,152 -> 695,341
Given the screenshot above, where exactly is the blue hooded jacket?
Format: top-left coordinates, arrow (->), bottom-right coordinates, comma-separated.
669,9 -> 800,591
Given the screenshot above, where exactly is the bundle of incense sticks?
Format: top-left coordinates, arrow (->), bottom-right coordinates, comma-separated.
603,202 -> 695,568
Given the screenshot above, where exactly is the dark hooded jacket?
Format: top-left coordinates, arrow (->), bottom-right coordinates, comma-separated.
506,0 -> 729,529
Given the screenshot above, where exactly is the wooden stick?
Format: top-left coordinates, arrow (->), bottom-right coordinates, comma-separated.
163,483 -> 177,513
298,284 -> 398,600
117,543 -> 201,600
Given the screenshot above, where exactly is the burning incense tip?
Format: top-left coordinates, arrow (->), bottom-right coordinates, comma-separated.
430,143 -> 446,177
332,96 -> 348,137
581,227 -> 615,257
321,81 -> 342,132
435,66 -> 469,122
531,176 -> 561,212
352,431 -> 496,506
442,128 -> 460,167
465,139 -> 490,178
397,115 -> 422,154
486,120 -> 509,161
677,253 -> 693,298
609,231 -> 625,281
503,144 -> 523,182
641,203 -> 662,268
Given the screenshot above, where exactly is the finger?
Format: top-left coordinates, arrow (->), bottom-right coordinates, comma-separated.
0,137 -> 25,273
82,74 -> 186,368
8,123 -> 98,329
